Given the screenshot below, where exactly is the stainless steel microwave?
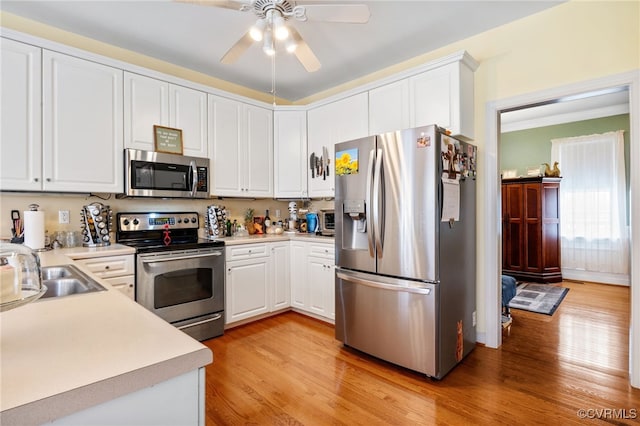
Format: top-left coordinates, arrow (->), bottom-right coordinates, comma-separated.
124,149 -> 209,198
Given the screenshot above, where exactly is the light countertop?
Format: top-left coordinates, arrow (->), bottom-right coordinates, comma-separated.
221,232 -> 334,245
0,245 -> 212,425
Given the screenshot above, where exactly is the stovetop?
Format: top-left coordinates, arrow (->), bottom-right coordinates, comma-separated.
126,239 -> 224,254
115,211 -> 225,253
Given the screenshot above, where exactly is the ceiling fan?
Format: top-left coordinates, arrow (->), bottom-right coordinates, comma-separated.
177,0 -> 370,72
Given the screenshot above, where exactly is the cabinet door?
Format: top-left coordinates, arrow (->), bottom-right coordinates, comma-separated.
274,110 -> 308,198
169,84 -> 207,157
523,183 -> 542,273
369,79 -> 410,135
42,51 -> 123,193
307,104 -> 333,197
124,72 -> 169,150
103,275 -> 135,300
270,243 -> 290,311
502,183 -> 524,272
307,257 -> 329,317
209,94 -> 243,196
290,241 -> 308,310
325,261 -> 335,320
308,93 -> 368,198
0,39 -> 42,191
226,258 -> 270,324
244,104 -> 273,197
409,64 -> 453,130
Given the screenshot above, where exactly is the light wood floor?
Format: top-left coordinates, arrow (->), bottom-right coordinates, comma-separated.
203,281 -> 639,425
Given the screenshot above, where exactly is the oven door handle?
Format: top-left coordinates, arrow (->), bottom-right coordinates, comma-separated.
140,251 -> 223,264
177,313 -> 223,331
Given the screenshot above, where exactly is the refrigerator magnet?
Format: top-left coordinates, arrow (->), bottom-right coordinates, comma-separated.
335,148 -> 359,176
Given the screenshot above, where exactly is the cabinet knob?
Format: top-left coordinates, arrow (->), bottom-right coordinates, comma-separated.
46,178 -> 52,182
34,178 -> 39,182
104,265 -> 110,270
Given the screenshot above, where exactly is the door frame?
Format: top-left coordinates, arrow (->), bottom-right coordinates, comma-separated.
483,70 -> 640,388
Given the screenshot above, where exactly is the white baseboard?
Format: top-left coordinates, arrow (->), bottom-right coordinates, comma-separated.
562,269 -> 630,286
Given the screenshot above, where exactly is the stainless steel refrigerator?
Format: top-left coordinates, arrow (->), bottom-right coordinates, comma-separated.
334,124 -> 477,379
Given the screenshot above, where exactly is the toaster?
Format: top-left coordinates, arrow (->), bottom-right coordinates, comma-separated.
318,209 -> 335,236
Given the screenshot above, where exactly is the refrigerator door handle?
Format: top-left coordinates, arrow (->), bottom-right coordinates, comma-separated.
372,148 -> 384,258
337,271 -> 432,295
366,148 -> 376,257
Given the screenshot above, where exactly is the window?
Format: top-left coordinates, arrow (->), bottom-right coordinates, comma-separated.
551,130 -> 629,282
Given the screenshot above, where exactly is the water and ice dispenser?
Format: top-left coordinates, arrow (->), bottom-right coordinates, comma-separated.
341,199 -> 368,250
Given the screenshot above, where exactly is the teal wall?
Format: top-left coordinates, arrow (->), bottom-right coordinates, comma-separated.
500,113 -> 631,222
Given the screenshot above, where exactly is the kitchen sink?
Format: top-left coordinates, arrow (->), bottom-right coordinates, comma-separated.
41,264 -> 106,298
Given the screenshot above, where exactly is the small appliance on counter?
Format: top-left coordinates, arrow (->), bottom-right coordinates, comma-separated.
80,202 -> 112,247
319,209 -> 335,236
205,205 -> 227,239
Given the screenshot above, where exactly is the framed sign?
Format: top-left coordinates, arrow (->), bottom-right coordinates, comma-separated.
154,125 -> 183,154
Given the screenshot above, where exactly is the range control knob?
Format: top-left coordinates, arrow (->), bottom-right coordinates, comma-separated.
132,218 -> 139,226
123,219 -> 130,226
191,217 -> 197,224
183,217 -> 190,224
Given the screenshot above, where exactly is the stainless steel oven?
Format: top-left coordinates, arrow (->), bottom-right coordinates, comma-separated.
137,247 -> 224,341
116,211 -> 225,341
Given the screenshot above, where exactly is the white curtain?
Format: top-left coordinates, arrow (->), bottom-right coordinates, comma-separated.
551,130 -> 629,285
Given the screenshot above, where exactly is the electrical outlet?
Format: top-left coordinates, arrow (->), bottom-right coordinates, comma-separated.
58,210 -> 70,224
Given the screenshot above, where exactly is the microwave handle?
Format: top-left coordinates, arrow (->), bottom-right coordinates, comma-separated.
189,161 -> 197,197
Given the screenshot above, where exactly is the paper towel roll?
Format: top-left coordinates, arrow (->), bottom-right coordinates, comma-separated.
24,210 -> 45,250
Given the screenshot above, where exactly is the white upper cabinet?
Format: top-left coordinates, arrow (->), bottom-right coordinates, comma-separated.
409,56 -> 476,139
274,110 -> 308,198
169,84 -> 208,157
244,104 -> 273,197
307,92 -> 368,198
368,79 -> 410,135
208,95 -> 273,197
369,53 -> 477,140
0,38 -> 42,191
41,50 -> 123,193
124,72 -> 208,157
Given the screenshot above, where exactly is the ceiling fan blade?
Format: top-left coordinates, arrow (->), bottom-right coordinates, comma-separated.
173,0 -> 247,11
221,31 -> 254,64
302,4 -> 370,23
290,27 -> 321,72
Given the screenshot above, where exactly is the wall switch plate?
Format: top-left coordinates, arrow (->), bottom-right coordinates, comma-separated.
472,311 -> 477,327
59,210 -> 70,224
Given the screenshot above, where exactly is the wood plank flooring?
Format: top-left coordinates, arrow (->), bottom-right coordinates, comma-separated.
203,281 -> 640,425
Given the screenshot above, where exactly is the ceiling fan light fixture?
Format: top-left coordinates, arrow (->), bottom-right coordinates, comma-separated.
262,29 -> 275,56
285,38 -> 297,53
249,18 -> 266,42
272,14 -> 289,41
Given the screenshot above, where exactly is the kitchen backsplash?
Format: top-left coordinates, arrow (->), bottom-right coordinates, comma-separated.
0,193 -> 335,239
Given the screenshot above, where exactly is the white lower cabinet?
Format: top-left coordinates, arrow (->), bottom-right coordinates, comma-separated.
290,241 -> 308,310
225,254 -> 270,325
270,242 -> 290,311
225,239 -> 335,326
290,241 -> 335,322
72,254 -> 135,300
225,242 -> 290,326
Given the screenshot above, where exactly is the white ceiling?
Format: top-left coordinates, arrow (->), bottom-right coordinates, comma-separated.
0,0 -> 563,101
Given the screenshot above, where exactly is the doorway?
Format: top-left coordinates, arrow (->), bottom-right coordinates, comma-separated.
483,70 -> 640,388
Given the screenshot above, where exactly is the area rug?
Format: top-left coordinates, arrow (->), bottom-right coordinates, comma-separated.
508,283 -> 569,316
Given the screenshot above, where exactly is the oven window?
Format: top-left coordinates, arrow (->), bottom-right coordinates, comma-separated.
154,268 -> 213,309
